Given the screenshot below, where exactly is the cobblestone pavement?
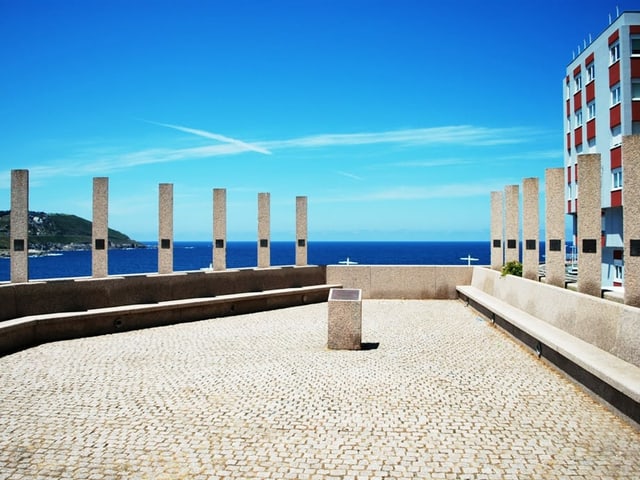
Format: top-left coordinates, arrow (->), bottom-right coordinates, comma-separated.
1,300 -> 639,479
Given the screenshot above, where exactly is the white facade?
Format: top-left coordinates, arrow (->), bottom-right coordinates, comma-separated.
564,11 -> 640,287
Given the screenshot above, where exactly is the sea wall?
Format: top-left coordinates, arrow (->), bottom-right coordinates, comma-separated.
326,265 -> 474,299
0,265 -> 326,321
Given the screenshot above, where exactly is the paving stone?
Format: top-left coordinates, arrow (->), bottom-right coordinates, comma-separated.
0,300 -> 638,479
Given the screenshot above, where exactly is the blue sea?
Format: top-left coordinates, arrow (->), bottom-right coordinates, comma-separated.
0,241 -> 547,282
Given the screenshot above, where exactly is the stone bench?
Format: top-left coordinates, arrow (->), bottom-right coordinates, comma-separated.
457,284 -> 640,424
0,284 -> 340,357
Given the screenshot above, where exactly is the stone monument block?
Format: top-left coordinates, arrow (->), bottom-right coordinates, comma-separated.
92,177 -> 109,278
490,191 -> 503,270
296,196 -> 308,266
158,183 -> 173,274
258,192 -> 270,268
522,177 -> 539,280
577,154 -> 602,297
505,184 -> 520,264
10,169 -> 29,283
328,288 -> 362,350
545,168 -> 566,288
623,135 -> 640,306
213,188 -> 227,271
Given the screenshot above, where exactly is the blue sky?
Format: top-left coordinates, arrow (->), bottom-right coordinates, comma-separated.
0,0 -> 635,241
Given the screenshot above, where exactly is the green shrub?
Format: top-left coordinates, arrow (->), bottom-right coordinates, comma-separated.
501,260 -> 522,277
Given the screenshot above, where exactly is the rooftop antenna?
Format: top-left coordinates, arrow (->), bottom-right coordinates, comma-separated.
616,5 -> 620,17
589,33 -> 592,44
609,12 -> 612,24
584,39 -> 587,49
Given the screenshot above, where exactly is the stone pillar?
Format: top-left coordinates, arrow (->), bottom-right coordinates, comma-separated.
328,288 -> 362,350
623,135 -> 640,306
522,178 -> 539,280
158,183 -> 173,274
577,154 -> 602,297
490,191 -> 503,270
213,188 -> 227,271
504,184 -> 520,264
10,169 -> 29,283
92,177 -> 109,278
296,196 -> 308,266
545,168 -> 566,288
257,192 -> 270,268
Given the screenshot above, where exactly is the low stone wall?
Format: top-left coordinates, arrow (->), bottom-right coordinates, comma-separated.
326,265 -> 474,299
471,267 -> 640,368
0,266 -> 327,322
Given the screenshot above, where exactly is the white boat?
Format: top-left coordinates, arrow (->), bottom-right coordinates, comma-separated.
338,257 -> 358,265
460,254 -> 479,266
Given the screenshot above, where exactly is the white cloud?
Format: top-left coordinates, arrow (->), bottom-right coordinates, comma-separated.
336,170 -> 364,180
147,120 -> 272,155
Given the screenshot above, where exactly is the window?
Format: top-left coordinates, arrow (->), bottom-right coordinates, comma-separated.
610,42 -> 620,63
575,110 -> 583,128
611,84 -> 621,105
632,37 -> 640,55
633,81 -> 640,100
588,101 -> 596,119
587,63 -> 595,82
574,74 -> 582,92
612,167 -> 623,189
612,124 -> 622,146
614,264 -> 624,282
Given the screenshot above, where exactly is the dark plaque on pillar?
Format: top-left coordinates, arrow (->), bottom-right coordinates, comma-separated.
507,239 -> 516,249
260,239 -> 269,248
161,238 -> 171,249
13,239 -> 25,252
215,239 -> 224,248
549,239 -> 562,251
95,239 -> 106,250
493,239 -> 501,248
630,239 -> 640,256
582,239 -> 597,254
297,239 -> 306,247
525,239 -> 536,250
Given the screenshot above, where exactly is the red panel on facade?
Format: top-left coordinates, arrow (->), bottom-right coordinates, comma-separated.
566,132 -> 571,151
566,99 -> 570,117
610,104 -> 621,127
608,29 -> 619,45
611,145 -> 622,169
609,61 -> 620,87
573,65 -> 581,77
611,189 -> 622,207
633,101 -> 640,121
585,52 -> 595,65
586,82 -> 595,102
614,249 -> 623,260
614,281 -> 623,287
573,91 -> 582,111
574,126 -> 583,146
586,119 -> 596,140
632,58 -> 640,78
567,166 -> 572,183
567,200 -> 572,213
575,163 -> 578,180
631,26 -> 640,34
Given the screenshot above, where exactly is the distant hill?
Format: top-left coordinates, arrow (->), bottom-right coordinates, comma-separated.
0,211 -> 144,252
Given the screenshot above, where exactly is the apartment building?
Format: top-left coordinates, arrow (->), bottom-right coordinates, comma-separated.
565,11 -> 640,287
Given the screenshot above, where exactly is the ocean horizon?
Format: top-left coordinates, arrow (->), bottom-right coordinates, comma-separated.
0,240 -> 549,282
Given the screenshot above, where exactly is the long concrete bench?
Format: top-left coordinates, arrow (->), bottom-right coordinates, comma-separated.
0,284 -> 340,357
457,284 -> 640,424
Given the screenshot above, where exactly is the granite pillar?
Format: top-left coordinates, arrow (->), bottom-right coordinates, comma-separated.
623,135 -> 640,306
213,188 -> 227,271
545,168 -> 566,288
504,185 -> 520,264
328,288 -> 362,350
296,196 -> 308,266
577,154 -> 601,297
10,169 -> 29,283
490,191 -> 504,270
257,192 -> 270,268
522,177 -> 539,280
158,183 -> 173,274
92,177 -> 109,278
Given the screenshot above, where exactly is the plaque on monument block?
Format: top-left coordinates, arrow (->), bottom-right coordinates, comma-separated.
582,239 -> 597,254
549,239 -> 562,251
95,239 -> 106,250
298,239 -> 306,247
215,239 -> 224,248
329,288 -> 361,301
13,239 -> 25,252
507,239 -> 516,249
525,239 -> 536,250
260,239 -> 269,248
493,239 -> 501,248
161,238 -> 171,249
630,239 -> 640,257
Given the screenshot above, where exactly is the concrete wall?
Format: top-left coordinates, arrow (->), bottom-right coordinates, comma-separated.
327,265 -> 474,299
470,267 -> 640,368
0,266 -> 327,322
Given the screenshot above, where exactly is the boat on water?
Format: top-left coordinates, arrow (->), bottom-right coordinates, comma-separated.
338,257 -> 358,265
